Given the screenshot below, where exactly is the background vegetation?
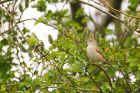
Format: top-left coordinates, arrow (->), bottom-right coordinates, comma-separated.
0,0 -> 140,92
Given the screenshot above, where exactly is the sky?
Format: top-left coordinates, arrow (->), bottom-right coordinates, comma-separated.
22,1 -> 71,49
22,7 -> 58,49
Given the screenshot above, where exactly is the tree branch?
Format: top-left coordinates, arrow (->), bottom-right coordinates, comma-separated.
77,0 -> 124,23
0,0 -> 11,4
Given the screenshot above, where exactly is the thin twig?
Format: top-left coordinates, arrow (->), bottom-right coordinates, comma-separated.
0,0 -> 11,4
0,18 -> 37,36
98,0 -> 140,19
77,0 -> 124,23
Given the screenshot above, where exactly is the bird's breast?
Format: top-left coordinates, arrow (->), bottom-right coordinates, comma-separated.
87,46 -> 98,60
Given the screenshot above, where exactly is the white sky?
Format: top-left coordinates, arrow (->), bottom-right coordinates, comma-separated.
22,1 -> 71,49
22,4 -> 58,49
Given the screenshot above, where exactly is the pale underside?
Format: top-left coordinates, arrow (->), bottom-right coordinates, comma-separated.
87,45 -> 106,62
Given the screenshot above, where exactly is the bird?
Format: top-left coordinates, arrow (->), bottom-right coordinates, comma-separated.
87,39 -> 107,63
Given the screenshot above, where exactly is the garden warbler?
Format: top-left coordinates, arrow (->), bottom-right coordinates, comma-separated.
87,39 -> 107,63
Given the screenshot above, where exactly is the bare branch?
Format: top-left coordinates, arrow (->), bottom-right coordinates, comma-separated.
0,0 -> 12,4
77,0 -> 124,23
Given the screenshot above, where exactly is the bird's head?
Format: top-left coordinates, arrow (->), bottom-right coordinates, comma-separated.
87,39 -> 97,46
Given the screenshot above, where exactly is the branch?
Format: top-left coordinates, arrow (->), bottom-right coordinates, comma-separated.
0,18 -> 37,36
77,0 -> 124,24
98,0 -> 140,19
119,69 -> 132,92
0,0 -> 11,4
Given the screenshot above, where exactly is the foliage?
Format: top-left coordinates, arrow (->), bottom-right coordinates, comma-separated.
0,0 -> 140,93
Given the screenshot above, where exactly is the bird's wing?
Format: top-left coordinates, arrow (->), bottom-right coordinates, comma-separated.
96,47 -> 107,61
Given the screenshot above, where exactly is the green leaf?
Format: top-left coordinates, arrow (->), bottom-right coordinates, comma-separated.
19,82 -> 26,90
70,62 -> 83,73
128,0 -> 139,11
27,35 -> 37,46
0,39 -> 8,46
100,82 -> 111,92
19,4 -> 24,12
107,67 -> 116,78
79,77 -> 89,82
129,0 -> 139,6
25,0 -> 29,8
45,69 -> 57,86
1,84 -> 6,91
32,0 -> 47,12
48,34 -> 53,44
22,27 -> 29,34
75,8 -> 84,18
